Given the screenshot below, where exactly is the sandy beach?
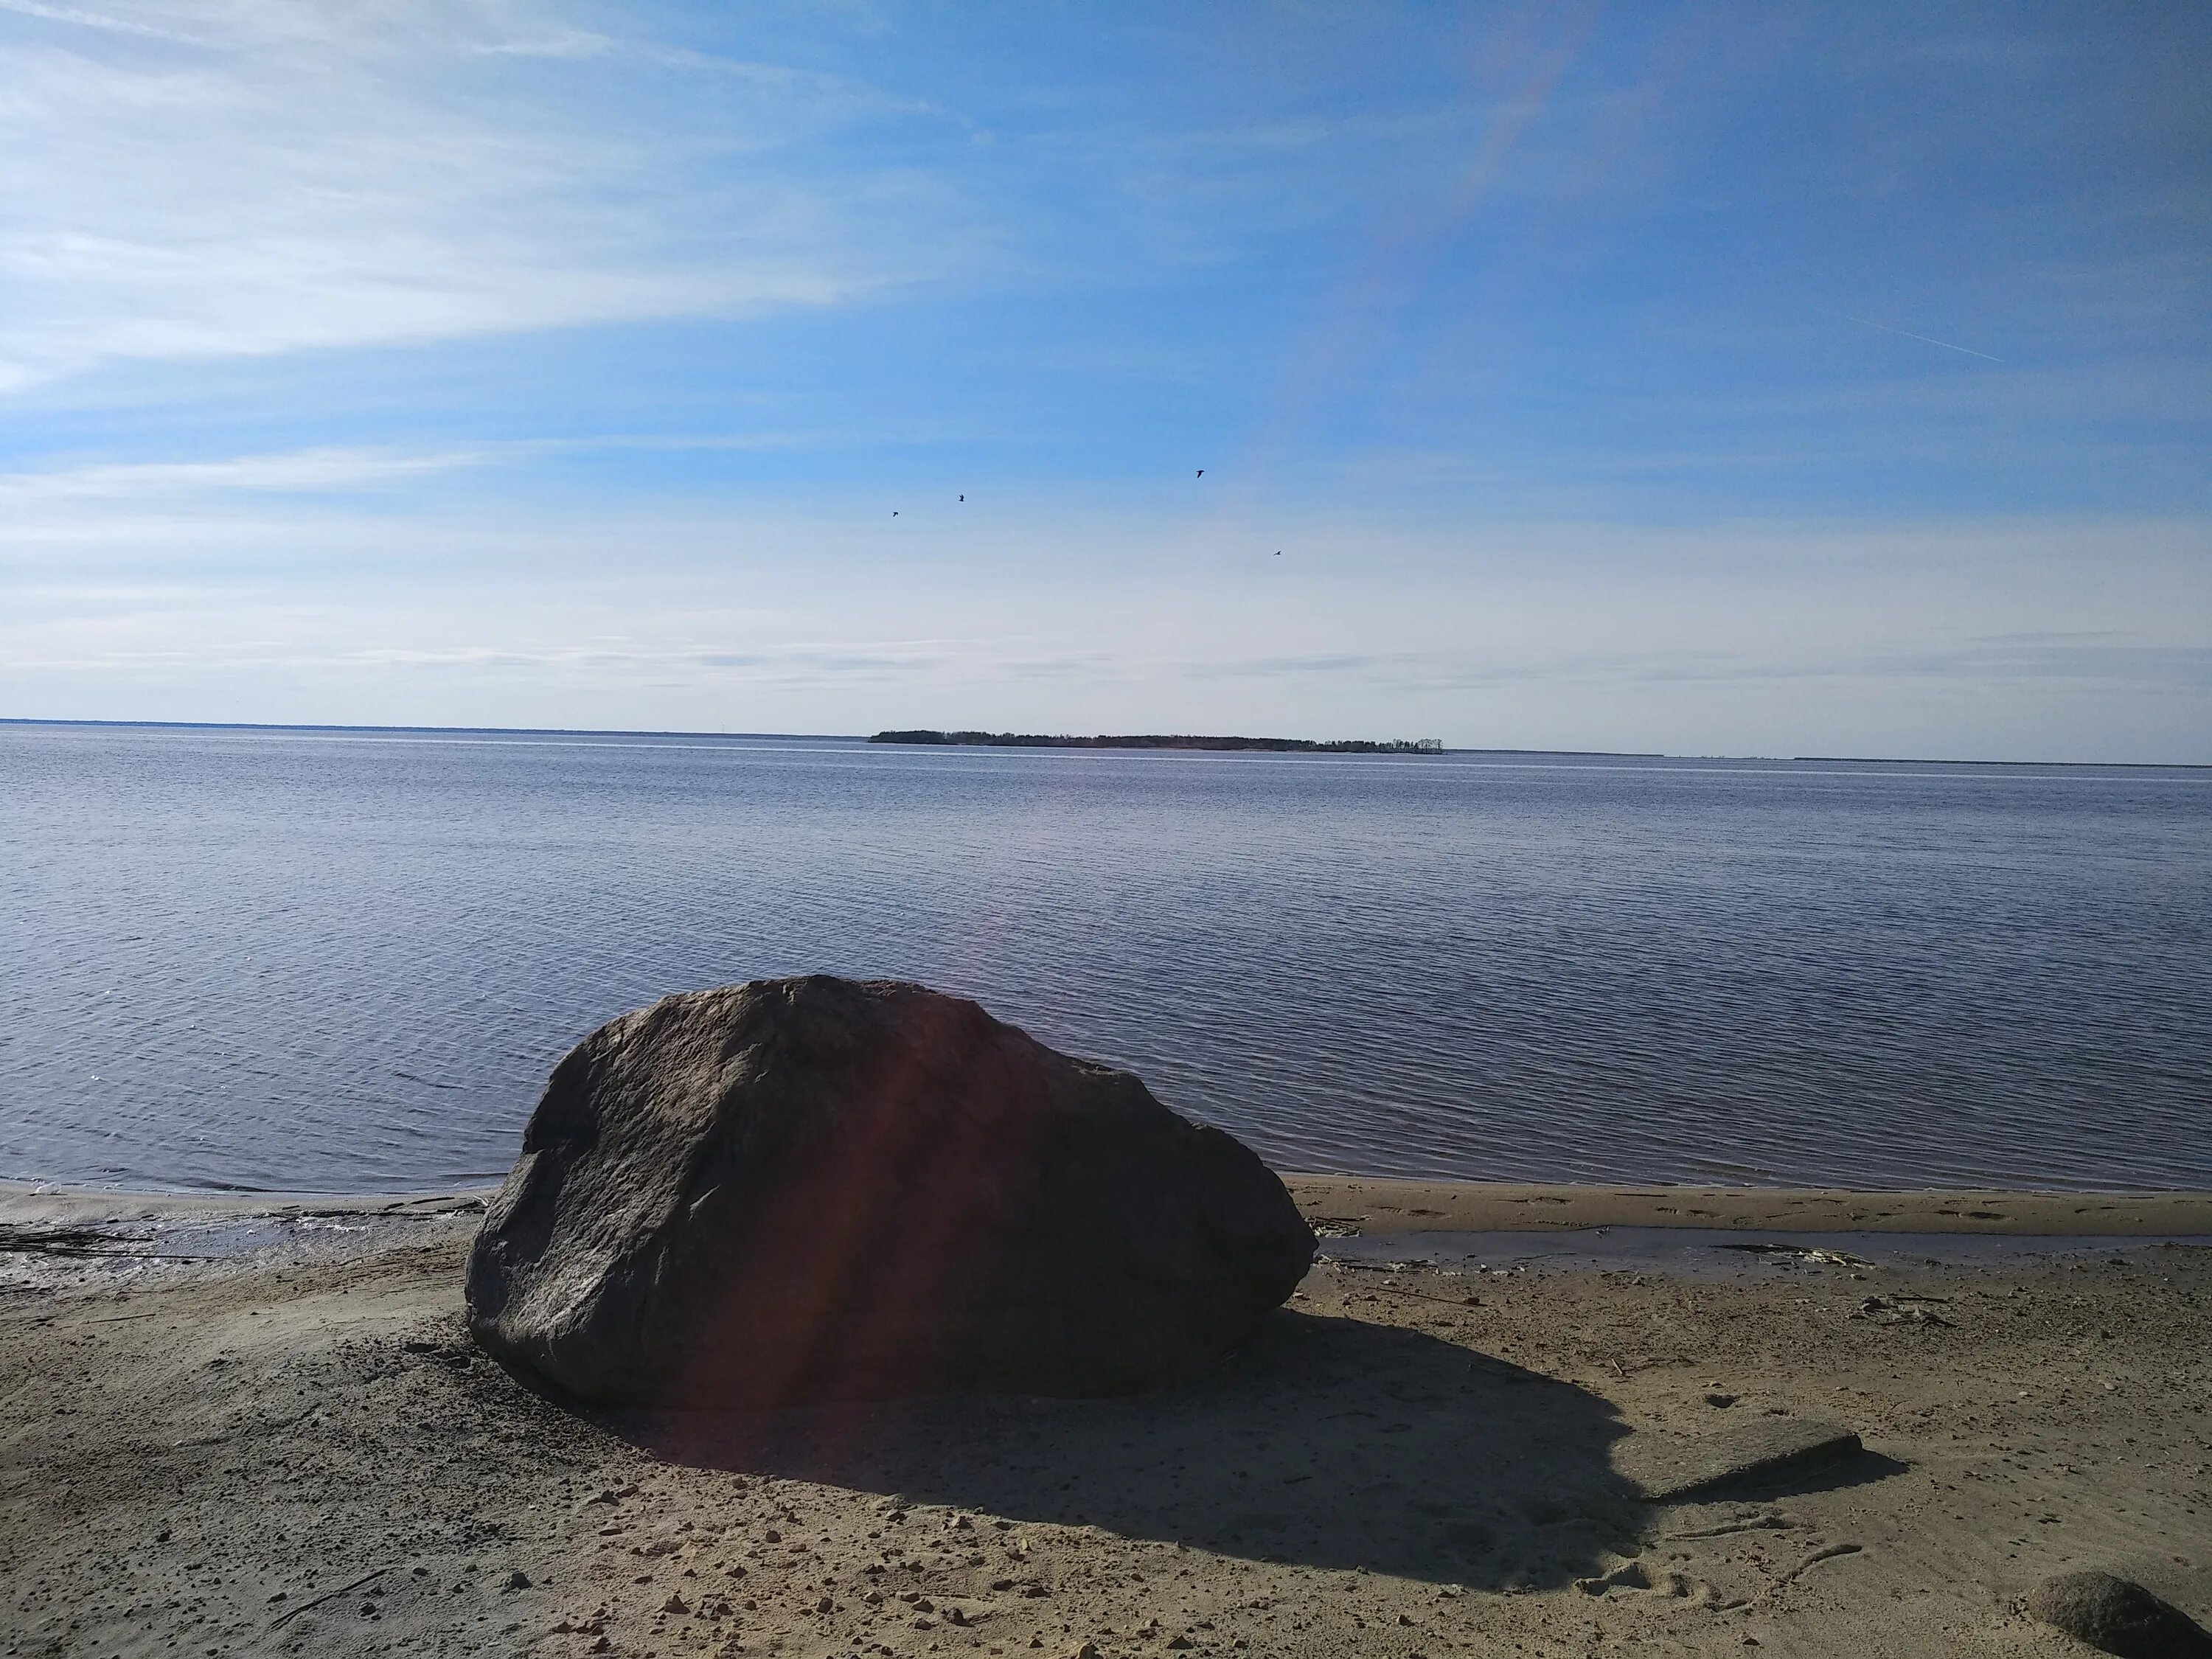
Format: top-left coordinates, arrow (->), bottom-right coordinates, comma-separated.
4,1177 -> 2207,1658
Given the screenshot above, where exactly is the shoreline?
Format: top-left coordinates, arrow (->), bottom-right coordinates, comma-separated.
1276,1176 -> 2212,1237
9,1172 -> 2210,1237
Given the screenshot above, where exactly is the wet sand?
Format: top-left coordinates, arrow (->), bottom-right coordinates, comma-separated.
3,1178 -> 2208,1658
1279,1177 -> 2212,1238
13,1175 -> 2208,1235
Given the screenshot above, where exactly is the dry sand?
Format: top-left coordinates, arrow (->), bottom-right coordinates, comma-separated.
3,1178 -> 2207,1658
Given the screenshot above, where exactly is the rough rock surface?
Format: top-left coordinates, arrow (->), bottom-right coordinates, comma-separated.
2026,1572 -> 2212,1658
465,976 -> 1315,1407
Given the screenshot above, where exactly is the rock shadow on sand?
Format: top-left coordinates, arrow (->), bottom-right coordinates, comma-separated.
597,1310 -> 1642,1590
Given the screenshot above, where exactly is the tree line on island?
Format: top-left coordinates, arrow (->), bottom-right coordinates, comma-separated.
870,730 -> 1444,754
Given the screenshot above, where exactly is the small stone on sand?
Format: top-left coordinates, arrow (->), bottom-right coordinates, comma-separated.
2026,1571 -> 2212,1658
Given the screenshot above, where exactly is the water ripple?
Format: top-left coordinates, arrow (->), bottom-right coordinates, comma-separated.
3,724 -> 2208,1193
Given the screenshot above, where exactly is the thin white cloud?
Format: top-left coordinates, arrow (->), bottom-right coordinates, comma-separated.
471,26 -> 615,60
0,0 -> 209,43
0,445 -> 497,498
0,431 -> 825,501
0,0 -> 981,392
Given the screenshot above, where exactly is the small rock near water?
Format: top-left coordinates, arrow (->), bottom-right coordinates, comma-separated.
2026,1571 -> 2212,1658
466,976 -> 1315,1407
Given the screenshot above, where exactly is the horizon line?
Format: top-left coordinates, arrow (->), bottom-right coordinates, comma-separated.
4,717 -> 2207,770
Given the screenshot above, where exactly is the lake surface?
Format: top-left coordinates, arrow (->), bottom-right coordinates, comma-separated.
4,721 -> 2208,1194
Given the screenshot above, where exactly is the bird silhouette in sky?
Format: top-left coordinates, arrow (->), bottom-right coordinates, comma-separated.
891,510 -> 898,517
1196,469 -> 1204,479
959,494 -> 964,501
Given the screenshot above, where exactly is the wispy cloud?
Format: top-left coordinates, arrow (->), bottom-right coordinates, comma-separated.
0,0 -> 210,44
470,25 -> 616,60
0,0 -> 981,392
0,432 -> 825,501
0,445 -> 496,498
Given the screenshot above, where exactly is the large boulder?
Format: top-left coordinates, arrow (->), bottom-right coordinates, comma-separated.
465,976 -> 1315,1408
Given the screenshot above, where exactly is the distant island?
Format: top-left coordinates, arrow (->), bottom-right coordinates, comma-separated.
870,730 -> 1444,754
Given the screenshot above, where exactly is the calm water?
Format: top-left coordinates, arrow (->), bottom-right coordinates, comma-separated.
4,722 -> 2208,1194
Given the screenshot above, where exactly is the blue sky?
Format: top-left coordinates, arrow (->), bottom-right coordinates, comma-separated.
2,1 -> 2207,759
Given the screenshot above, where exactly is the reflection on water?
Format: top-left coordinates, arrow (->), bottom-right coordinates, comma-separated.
3,723 -> 2208,1193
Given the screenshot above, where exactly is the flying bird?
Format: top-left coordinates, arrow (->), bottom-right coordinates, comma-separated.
1196,469 -> 1204,479
959,494 -> 964,501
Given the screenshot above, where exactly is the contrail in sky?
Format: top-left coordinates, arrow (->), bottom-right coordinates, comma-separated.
1844,314 -> 2004,362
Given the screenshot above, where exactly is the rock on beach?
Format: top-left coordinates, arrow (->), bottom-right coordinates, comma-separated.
2026,1571 -> 2212,1659
465,975 -> 1315,1408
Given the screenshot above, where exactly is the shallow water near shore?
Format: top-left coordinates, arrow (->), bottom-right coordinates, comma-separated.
4,720 -> 2211,1193
0,1204 -> 484,1294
